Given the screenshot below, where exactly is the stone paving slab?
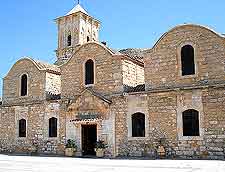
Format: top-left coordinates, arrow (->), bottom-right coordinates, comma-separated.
0,155 -> 224,172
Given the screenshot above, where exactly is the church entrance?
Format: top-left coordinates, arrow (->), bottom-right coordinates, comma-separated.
81,124 -> 97,156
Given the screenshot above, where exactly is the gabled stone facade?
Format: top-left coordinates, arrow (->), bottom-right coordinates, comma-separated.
0,4 -> 224,159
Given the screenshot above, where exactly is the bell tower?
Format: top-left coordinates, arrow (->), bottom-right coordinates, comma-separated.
55,2 -> 100,64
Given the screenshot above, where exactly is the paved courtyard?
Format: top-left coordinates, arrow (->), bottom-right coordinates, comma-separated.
0,154 -> 224,172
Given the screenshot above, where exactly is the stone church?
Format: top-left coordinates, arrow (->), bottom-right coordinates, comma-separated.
0,3 -> 224,159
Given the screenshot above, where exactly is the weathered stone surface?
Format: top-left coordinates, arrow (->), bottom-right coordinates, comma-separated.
0,4 -> 224,160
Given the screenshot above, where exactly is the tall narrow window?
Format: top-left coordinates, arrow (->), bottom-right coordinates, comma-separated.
67,35 -> 71,46
132,113 -> 145,137
19,119 -> 26,137
183,109 -> 200,136
181,45 -> 195,76
87,36 -> 90,42
49,117 -> 57,137
21,74 -> 28,96
85,59 -> 94,85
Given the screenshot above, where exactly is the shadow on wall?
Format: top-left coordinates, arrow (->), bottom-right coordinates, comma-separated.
46,92 -> 61,101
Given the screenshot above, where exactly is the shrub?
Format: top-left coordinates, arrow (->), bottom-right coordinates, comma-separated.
95,140 -> 107,149
65,139 -> 77,149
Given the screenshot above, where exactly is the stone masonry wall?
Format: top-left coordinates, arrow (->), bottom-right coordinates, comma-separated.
61,42 -> 123,99
111,95 -> 128,156
114,87 -> 225,159
122,59 -> 145,87
144,25 -> 225,90
0,24 -> 224,160
56,12 -> 100,61
0,101 -> 66,155
45,72 -> 61,95
3,59 -> 46,105
201,87 -> 225,159
64,89 -> 114,157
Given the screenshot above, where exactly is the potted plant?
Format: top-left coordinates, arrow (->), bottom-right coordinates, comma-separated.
157,138 -> 166,158
95,140 -> 107,158
65,139 -> 77,157
30,138 -> 39,156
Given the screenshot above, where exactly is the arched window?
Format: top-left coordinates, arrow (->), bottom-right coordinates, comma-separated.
49,117 -> 57,137
19,119 -> 26,137
67,35 -> 72,46
132,113 -> 145,137
182,109 -> 199,136
181,45 -> 195,76
21,74 -> 28,96
85,59 -> 94,85
87,36 -> 90,42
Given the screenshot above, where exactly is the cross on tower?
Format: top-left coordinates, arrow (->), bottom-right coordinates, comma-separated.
77,0 -> 80,4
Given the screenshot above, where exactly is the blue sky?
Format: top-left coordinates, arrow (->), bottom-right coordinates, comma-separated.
0,0 -> 224,96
